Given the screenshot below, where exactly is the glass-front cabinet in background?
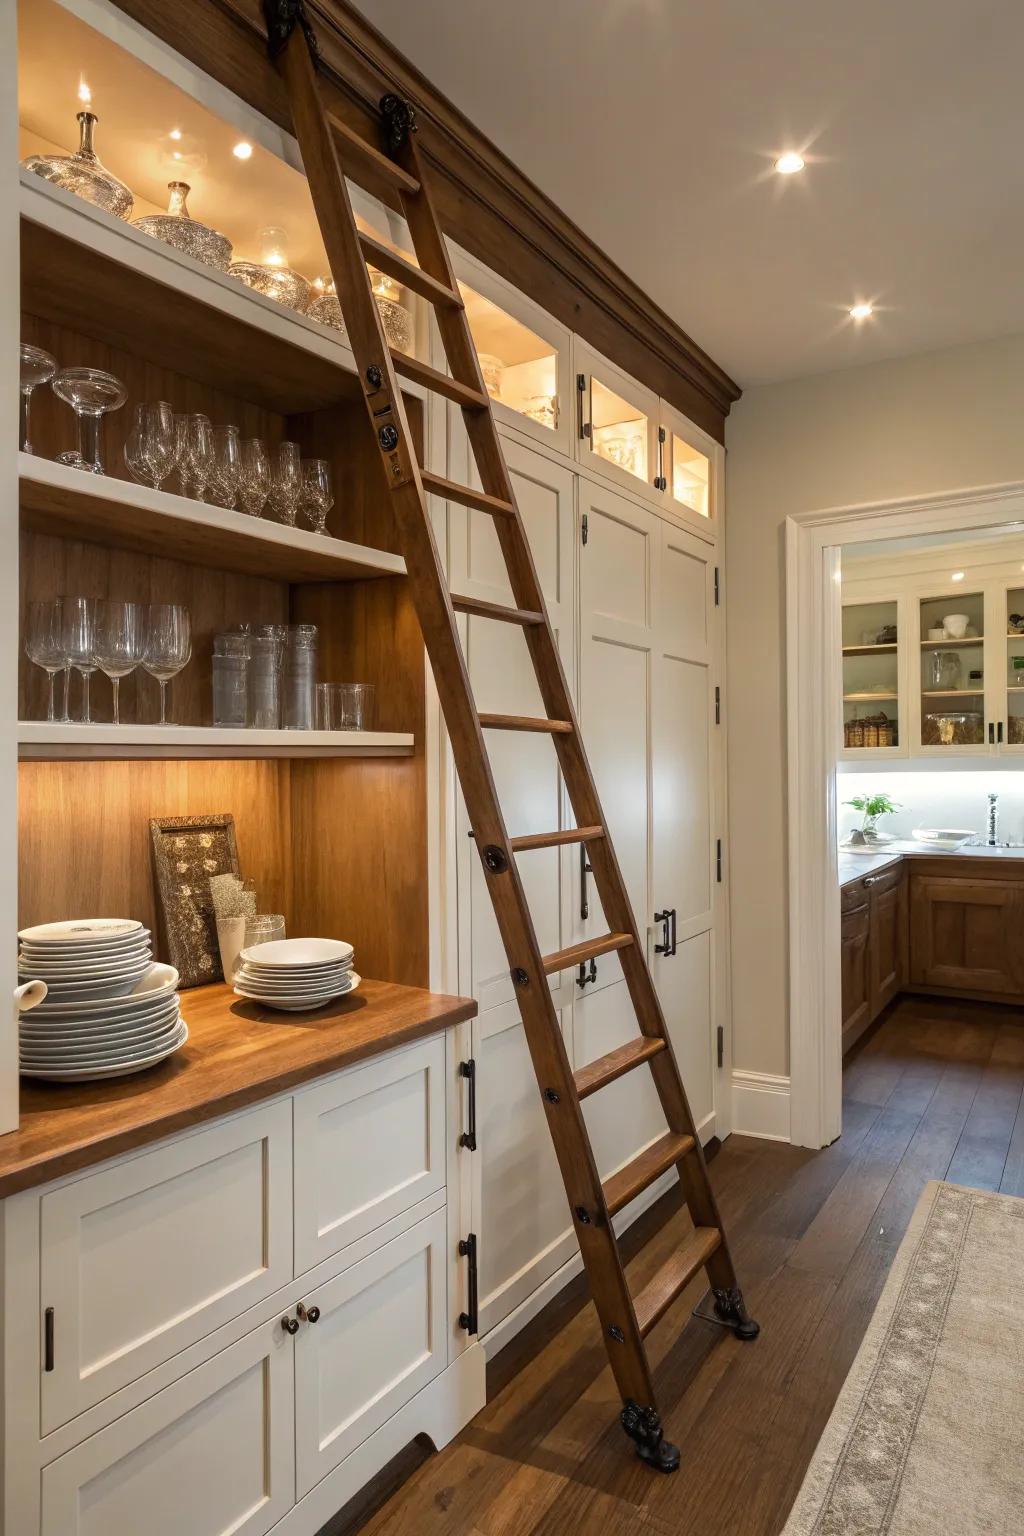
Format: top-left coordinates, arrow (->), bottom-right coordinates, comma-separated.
916,587 -> 987,753
841,598 -> 901,755
574,339 -> 659,498
659,400 -> 717,526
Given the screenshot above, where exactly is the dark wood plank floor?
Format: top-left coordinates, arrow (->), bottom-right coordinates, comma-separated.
329,995 -> 1024,1536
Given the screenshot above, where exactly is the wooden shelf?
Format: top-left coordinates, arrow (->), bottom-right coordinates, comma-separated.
843,692 -> 898,702
18,723 -> 414,761
19,455 -> 406,584
920,636 -> 983,648
20,174 -> 426,416
920,690 -> 984,698
842,643 -> 897,656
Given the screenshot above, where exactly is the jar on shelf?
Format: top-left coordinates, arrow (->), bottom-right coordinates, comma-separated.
249,623 -> 287,729
930,650 -> 962,691
283,624 -> 318,730
212,632 -> 250,728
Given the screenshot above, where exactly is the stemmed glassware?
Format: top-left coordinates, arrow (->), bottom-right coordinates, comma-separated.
92,600 -> 144,725
52,366 -> 126,474
24,599 -> 67,722
142,603 -> 192,725
188,414 -> 215,502
239,439 -> 270,517
301,459 -> 333,534
268,441 -> 302,526
124,402 -> 177,490
210,425 -> 241,509
62,596 -> 98,723
19,345 -> 57,455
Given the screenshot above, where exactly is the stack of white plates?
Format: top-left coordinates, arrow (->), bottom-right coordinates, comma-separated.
234,938 -> 359,1011
18,919 -> 188,1081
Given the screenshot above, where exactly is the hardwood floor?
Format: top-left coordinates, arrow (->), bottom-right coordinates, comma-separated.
327,995 -> 1024,1536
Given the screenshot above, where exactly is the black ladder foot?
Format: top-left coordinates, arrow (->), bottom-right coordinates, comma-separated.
712,1286 -> 760,1340
620,1401 -> 680,1473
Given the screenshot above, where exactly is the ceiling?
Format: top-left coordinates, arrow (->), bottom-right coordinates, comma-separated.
351,0 -> 1024,388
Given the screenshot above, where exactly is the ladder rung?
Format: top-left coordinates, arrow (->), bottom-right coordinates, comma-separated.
542,933 -> 633,976
358,231 -> 463,309
420,471 -> 516,518
632,1227 -> 722,1337
389,350 -> 488,409
479,714 -> 574,735
603,1131 -> 694,1217
451,594 -> 544,626
326,111 -> 421,196
574,1036 -> 666,1100
509,825 -> 604,853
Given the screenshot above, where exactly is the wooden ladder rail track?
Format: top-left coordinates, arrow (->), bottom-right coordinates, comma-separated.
267,1 -> 758,1474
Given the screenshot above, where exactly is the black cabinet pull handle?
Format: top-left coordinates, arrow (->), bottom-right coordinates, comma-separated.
459,1059 -> 477,1151
280,1314 -> 299,1335
654,909 -> 672,955
576,957 -> 597,988
579,843 -> 592,921
670,908 -> 678,956
998,720 -> 1004,744
297,1302 -> 320,1324
989,721 -> 995,744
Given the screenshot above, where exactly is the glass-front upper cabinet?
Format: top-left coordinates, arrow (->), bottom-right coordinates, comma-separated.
447,244 -> 572,452
1003,587 -> 1024,750
916,588 -> 987,752
841,599 -> 901,755
574,340 -> 659,497
658,401 -> 720,532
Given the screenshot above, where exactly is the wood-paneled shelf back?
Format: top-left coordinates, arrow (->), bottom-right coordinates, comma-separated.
112,0 -> 739,440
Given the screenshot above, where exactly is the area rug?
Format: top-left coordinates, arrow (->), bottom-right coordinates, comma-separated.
782,1180 -> 1024,1535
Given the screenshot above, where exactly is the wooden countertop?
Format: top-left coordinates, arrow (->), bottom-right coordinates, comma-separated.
0,978 -> 476,1198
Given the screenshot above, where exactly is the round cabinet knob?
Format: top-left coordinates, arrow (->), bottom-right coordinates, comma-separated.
280,1314 -> 299,1335
297,1302 -> 321,1324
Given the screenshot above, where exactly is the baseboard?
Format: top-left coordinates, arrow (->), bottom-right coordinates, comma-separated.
731,1069 -> 791,1141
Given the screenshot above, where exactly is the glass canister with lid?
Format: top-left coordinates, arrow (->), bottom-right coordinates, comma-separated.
211,632 -> 250,727
283,623 -> 318,730
249,623 -> 287,729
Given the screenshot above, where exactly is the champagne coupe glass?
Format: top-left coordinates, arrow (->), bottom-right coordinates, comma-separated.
52,367 -> 126,474
142,603 -> 192,725
210,424 -> 241,508
238,438 -> 270,517
92,599 -> 144,725
62,596 -> 98,722
188,414 -> 215,501
269,440 -> 302,526
301,458 -> 333,535
24,598 -> 67,721
19,344 -> 57,455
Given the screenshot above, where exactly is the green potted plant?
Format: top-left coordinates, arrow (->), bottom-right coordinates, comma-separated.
844,791 -> 901,845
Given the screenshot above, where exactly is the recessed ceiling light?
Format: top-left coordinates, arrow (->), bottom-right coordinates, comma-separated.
950,571 -> 965,582
849,302 -> 874,321
774,152 -> 805,175
169,127 -> 182,141
233,141 -> 253,161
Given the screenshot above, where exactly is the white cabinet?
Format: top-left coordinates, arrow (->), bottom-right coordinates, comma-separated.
292,1039 -> 446,1273
40,1311 -> 294,1536
575,339 -> 660,500
294,1207 -> 447,1497
40,1100 -> 293,1432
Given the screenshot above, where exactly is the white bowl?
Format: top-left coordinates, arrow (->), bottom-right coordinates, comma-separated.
941,613 -> 970,638
911,827 -> 975,846
234,973 -> 360,1011
29,963 -> 179,1017
18,950 -> 152,978
239,937 -> 354,968
18,918 -> 145,945
21,1005 -> 180,1043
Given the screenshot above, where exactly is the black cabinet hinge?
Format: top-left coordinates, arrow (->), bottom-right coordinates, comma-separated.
581,511 -> 589,546
717,1025 -> 724,1070
459,1059 -> 477,1151
458,1233 -> 478,1334
716,839 -> 723,883
714,567 -> 721,606
44,1306 -> 54,1372
715,685 -> 721,725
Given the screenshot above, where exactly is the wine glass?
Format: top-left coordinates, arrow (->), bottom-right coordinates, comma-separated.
268,441 -> 302,526
142,603 -> 191,725
124,404 -> 148,484
301,458 -> 333,535
188,414 -> 215,502
238,438 -> 270,517
52,366 -> 126,474
92,600 -> 144,725
24,598 -> 67,721
19,344 -> 57,455
62,596 -> 98,722
173,413 -> 192,497
210,424 -> 241,508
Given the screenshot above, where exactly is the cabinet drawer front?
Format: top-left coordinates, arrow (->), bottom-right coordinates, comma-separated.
293,1036 -> 446,1274
294,1207 -> 447,1497
840,880 -> 867,913
41,1100 -> 293,1433
41,1315 -> 294,1536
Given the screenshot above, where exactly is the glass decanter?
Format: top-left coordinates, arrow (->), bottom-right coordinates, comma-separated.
308,278 -> 345,333
132,182 -> 233,271
229,226 -> 311,313
22,109 -> 134,220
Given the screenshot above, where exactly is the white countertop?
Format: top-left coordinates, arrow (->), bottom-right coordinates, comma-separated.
838,841 -> 1024,886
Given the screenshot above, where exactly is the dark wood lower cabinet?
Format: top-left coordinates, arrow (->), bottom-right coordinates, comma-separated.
841,901 -> 872,1048
908,865 -> 1024,999
841,866 -> 907,1052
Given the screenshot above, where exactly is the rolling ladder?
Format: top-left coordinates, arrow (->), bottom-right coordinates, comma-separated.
265,0 -> 759,1472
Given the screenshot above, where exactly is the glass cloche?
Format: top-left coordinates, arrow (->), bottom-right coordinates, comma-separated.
308,279 -> 346,332
229,227 -> 311,313
22,109 -> 134,220
132,182 -> 233,271
369,267 -> 414,353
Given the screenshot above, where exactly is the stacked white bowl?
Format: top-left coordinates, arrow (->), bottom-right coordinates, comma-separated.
17,919 -> 187,1081
233,937 -> 358,1011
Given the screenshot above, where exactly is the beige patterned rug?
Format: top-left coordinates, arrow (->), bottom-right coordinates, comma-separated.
782,1180 -> 1024,1535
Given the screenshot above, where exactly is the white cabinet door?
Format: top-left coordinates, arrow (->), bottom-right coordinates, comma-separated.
292,1037 -> 446,1274
40,1313 -> 294,1536
652,520 -> 718,1136
294,1207 -> 447,1497
40,1101 -> 293,1433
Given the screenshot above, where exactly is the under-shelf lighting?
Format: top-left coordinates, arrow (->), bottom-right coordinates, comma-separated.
78,79 -> 92,108
169,127 -> 182,142
233,141 -> 253,161
950,571 -> 965,582
849,302 -> 874,321
774,151 -> 805,175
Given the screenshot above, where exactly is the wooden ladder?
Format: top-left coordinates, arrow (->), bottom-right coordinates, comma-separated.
266,2 -> 758,1472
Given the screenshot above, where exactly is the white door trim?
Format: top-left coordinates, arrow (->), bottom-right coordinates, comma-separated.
785,479 -> 1024,1149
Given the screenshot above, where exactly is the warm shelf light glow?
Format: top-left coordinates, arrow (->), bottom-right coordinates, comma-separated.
950,571 -> 965,582
169,127 -> 182,141
849,302 -> 874,321
774,152 -> 805,175
233,141 -> 253,161
77,79 -> 92,107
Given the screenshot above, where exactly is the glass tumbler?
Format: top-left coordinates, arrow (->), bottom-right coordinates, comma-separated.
283,624 -> 318,730
248,624 -> 286,729
212,632 -> 251,727
336,683 -> 375,730
244,913 -> 287,950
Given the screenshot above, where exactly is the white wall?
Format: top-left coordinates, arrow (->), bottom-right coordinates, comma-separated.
838,772 -> 1024,845
725,332 -> 1024,1080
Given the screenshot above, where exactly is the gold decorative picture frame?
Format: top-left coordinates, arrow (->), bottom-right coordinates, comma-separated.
150,814 -> 240,988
